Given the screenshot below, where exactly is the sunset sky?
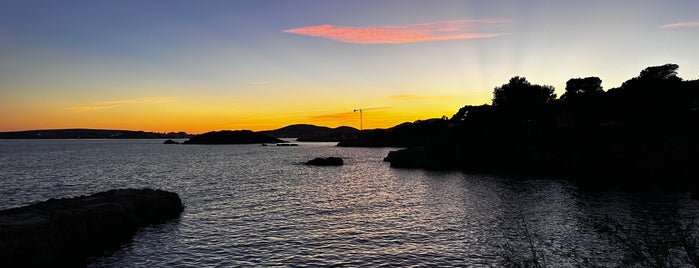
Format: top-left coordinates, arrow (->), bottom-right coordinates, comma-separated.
1,0 -> 698,133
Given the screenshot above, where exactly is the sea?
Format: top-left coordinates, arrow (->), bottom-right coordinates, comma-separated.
1,139 -> 697,267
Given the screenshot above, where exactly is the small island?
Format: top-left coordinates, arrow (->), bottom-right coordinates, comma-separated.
305,157 -> 344,166
183,130 -> 284,144
260,124 -> 359,142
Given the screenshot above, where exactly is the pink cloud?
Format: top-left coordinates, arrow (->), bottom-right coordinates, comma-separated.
662,21 -> 699,29
284,19 -> 508,44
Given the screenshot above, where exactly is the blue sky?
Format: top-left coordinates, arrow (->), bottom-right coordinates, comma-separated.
1,0 -> 698,132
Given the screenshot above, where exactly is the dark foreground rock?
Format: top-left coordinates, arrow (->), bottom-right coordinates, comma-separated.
383,147 -> 466,170
305,157 -> 344,166
0,189 -> 184,267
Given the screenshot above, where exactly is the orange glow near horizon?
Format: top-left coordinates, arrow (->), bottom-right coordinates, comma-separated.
0,112 -> 452,134
0,101 -> 470,135
0,78 -> 491,134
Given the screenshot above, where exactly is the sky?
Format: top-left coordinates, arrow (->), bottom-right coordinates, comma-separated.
1,0 -> 698,134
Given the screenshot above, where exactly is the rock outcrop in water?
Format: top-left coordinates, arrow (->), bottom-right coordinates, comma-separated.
183,130 -> 284,144
305,157 -> 344,166
0,189 -> 184,267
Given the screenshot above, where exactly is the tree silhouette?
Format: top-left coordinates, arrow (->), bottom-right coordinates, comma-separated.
561,77 -> 605,127
609,64 -> 687,125
493,76 -> 556,108
491,77 -> 556,134
638,63 -> 681,81
562,77 -> 603,100
450,104 -> 492,122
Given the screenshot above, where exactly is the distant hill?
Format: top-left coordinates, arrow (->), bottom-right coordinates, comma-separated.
337,119 -> 451,147
183,130 -> 283,144
0,129 -> 190,139
260,124 -> 359,142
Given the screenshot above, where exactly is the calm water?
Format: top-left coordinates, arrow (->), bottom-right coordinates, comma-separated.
1,140 -> 697,267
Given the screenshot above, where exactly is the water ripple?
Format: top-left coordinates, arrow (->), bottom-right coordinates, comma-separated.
1,140 -> 697,267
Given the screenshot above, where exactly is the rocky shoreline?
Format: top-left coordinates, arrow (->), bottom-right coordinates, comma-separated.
0,189 -> 184,267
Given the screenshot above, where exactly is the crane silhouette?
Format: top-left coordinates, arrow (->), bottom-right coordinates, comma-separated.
353,107 -> 390,130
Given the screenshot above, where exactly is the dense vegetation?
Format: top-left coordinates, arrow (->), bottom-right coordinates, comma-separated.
348,64 -> 699,188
